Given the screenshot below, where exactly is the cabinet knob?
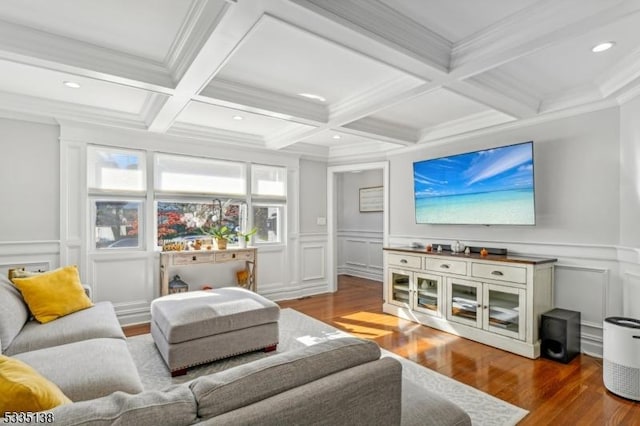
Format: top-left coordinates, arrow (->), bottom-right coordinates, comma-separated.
483,305 -> 488,309
440,264 -> 450,269
192,256 -> 197,261
400,259 -> 408,264
491,270 -> 504,276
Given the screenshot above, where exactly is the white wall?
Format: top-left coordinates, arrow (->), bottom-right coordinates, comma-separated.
336,169 -> 383,280
0,118 -> 59,241
387,107 -> 624,356
297,159 -> 330,294
389,108 -> 620,245
299,159 -> 327,234
619,97 -> 640,319
0,118 -> 60,275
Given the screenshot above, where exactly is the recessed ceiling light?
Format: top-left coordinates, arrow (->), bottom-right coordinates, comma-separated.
591,42 -> 615,53
332,134 -> 341,140
298,93 -> 326,102
232,115 -> 244,121
63,80 -> 80,89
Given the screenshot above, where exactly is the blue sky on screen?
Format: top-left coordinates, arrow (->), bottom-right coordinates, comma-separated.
413,142 -> 533,198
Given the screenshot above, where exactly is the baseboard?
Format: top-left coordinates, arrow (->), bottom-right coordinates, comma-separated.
337,266 -> 382,282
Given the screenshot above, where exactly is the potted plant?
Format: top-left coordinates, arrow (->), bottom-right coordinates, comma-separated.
201,225 -> 234,250
236,227 -> 257,248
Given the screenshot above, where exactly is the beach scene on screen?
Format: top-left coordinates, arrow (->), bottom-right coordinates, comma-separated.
414,143 -> 535,225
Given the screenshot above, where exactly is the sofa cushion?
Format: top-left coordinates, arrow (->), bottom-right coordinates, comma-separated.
49,387 -> 197,426
14,338 -> 143,402
11,265 -> 93,324
5,301 -> 125,356
191,337 -> 381,419
0,275 -> 29,352
201,357 -> 403,426
0,354 -> 71,413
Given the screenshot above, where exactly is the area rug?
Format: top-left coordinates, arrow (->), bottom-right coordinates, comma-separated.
127,308 -> 528,425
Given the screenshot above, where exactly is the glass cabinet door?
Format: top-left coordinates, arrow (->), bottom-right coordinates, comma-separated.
483,283 -> 526,340
447,278 -> 482,328
388,269 -> 411,308
414,273 -> 442,317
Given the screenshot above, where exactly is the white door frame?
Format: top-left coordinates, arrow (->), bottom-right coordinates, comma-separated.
327,161 -> 389,292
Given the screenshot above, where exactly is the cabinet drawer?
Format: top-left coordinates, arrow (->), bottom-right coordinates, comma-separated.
215,250 -> 255,263
172,252 -> 215,265
471,263 -> 526,284
425,258 -> 467,275
387,253 -> 422,269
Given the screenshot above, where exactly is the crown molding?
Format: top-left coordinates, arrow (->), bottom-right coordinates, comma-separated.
0,91 -> 146,130
393,98 -> 619,157
328,140 -> 399,162
0,108 -> 57,126
539,85 -> 604,114
615,78 -> 640,105
598,46 -> 640,98
165,0 -> 232,82
418,110 -> 515,143
0,19 -> 174,91
199,78 -> 328,125
447,79 -> 537,119
467,70 -> 541,115
289,0 -> 451,72
340,117 -> 417,145
451,0 -> 639,78
329,75 -> 424,121
140,93 -> 169,128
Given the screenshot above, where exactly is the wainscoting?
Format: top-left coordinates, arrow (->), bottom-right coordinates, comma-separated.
337,229 -> 383,282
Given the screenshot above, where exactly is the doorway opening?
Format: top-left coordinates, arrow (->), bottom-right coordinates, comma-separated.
326,161 -> 389,293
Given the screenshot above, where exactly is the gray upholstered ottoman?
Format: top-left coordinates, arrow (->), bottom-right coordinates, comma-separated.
151,287 -> 280,376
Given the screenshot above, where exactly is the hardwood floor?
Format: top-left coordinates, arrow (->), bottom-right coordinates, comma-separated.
124,275 -> 639,424
278,275 -> 640,426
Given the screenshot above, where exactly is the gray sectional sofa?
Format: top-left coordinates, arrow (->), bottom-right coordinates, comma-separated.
1,274 -> 471,425
50,337 -> 471,426
0,275 -> 143,402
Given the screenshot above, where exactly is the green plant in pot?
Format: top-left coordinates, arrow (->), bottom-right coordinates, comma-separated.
236,227 -> 257,248
201,225 -> 234,250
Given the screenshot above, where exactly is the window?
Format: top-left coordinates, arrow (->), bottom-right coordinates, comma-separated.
94,200 -> 142,249
253,204 -> 283,244
88,146 -> 146,192
88,146 -> 147,250
156,200 -> 242,246
252,164 -> 286,198
155,154 -> 246,195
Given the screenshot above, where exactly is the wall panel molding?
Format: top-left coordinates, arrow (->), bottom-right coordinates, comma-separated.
338,229 -> 383,281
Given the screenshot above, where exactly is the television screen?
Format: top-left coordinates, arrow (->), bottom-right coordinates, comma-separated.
413,141 -> 535,225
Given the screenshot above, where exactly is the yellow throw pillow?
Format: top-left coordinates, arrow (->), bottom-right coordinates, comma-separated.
0,355 -> 71,412
11,265 -> 93,324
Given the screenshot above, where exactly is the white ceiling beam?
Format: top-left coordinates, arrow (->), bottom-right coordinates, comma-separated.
198,79 -> 328,126
146,1 -> 249,132
288,0 -> 451,73
0,20 -> 175,93
265,80 -> 438,150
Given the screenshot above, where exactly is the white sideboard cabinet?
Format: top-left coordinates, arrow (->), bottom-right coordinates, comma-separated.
383,247 -> 557,358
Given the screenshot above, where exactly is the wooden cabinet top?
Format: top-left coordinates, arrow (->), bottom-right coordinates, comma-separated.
384,246 -> 556,265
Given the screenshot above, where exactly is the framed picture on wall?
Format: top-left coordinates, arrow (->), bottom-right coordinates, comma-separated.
359,186 -> 383,212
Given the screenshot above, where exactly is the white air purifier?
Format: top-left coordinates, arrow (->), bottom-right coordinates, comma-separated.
603,317 -> 640,401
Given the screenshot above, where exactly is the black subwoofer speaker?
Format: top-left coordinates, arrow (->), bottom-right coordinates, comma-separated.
540,308 -> 581,363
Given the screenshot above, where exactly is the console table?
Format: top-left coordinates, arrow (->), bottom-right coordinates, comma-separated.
383,246 -> 556,358
159,247 -> 257,296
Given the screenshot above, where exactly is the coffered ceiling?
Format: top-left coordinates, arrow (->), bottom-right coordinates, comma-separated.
0,0 -> 639,160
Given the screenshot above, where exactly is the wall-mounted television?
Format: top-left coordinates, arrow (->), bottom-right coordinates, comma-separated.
413,141 -> 535,225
